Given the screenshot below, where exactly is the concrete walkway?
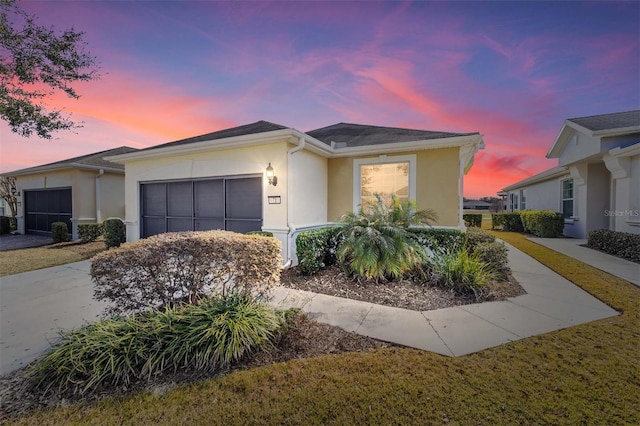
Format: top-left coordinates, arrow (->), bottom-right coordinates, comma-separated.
272,243 -> 619,356
529,237 -> 639,287
0,243 -> 620,375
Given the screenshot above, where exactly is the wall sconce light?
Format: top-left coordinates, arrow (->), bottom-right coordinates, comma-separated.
266,163 -> 278,186
10,186 -> 18,196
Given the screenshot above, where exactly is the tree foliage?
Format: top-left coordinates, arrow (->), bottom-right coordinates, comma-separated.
0,0 -> 99,138
0,175 -> 17,216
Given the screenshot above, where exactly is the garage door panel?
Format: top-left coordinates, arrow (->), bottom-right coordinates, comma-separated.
168,182 -> 193,217
195,180 -> 224,218
225,178 -> 261,220
25,188 -> 72,235
142,183 -> 166,216
168,218 -> 193,232
195,219 -> 224,231
225,220 -> 262,234
143,217 -> 165,237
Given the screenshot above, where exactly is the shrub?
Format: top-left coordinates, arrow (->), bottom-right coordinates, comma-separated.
407,228 -> 465,252
463,213 -> 482,227
519,210 -> 564,237
296,227 -> 342,275
426,248 -> 496,299
0,216 -> 10,235
247,230 -> 274,237
27,295 -> 285,395
78,223 -> 103,243
491,212 -> 524,232
338,196 -> 437,281
587,229 -> 640,263
474,241 -> 510,279
103,218 -> 126,248
464,227 -> 496,253
51,222 -> 68,243
9,216 -> 17,231
91,230 -> 282,316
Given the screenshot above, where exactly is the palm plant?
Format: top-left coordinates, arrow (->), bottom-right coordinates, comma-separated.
337,195 -> 438,281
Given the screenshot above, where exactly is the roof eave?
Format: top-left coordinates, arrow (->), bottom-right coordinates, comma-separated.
593,125 -> 640,137
329,134 -> 483,158
502,166 -> 569,192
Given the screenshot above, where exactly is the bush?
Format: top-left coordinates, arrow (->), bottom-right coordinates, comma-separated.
296,227 -> 342,275
491,212 -> 524,232
247,230 -> 274,237
464,227 -> 496,253
463,213 -> 482,227
407,228 -> 465,252
0,216 -> 10,235
426,248 -> 496,299
103,218 -> 126,248
51,222 -> 68,243
587,229 -> 640,263
474,241 -> 510,279
519,210 -> 564,237
337,196 -> 437,280
91,230 -> 282,316
78,223 -> 103,243
27,295 -> 285,395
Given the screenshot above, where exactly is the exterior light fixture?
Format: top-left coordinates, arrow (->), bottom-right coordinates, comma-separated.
10,186 -> 17,196
266,163 -> 278,186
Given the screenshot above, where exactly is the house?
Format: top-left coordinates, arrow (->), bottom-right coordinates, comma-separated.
106,121 -> 484,264
503,110 -> 640,238
463,199 -> 491,210
4,146 -> 138,239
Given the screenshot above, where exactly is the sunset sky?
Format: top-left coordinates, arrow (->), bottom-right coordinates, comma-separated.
1,1 -> 638,198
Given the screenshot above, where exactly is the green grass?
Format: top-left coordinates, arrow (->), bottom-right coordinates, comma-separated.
7,232 -> 640,425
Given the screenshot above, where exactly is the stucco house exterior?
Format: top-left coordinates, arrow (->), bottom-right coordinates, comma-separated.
4,146 -> 138,239
503,110 -> 640,238
107,120 -> 484,264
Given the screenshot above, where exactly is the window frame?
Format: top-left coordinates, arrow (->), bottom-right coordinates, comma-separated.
519,189 -> 526,210
353,154 -> 416,211
561,178 -> 574,220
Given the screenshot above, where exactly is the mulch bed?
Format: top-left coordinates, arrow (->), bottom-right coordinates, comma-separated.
281,265 -> 526,311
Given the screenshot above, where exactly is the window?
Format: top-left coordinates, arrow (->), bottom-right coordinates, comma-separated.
519,189 -> 526,210
353,155 -> 416,210
562,179 -> 574,219
509,193 -> 518,212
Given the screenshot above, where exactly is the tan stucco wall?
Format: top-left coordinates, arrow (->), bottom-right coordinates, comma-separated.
327,148 -> 460,226
290,149 -> 328,228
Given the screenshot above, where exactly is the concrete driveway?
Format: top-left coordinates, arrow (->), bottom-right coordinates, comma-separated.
0,261 -> 106,375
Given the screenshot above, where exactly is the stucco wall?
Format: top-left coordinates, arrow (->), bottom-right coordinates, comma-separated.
98,172 -> 126,221
558,131 -> 600,166
506,177 -> 566,213
290,149 -> 327,228
586,163 -> 610,233
327,148 -> 461,226
611,152 -> 640,234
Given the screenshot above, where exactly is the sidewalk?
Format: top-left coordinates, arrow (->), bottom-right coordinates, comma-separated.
272,242 -> 619,356
529,237 -> 639,287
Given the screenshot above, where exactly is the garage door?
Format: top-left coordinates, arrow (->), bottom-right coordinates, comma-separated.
140,176 -> 262,238
24,188 -> 72,236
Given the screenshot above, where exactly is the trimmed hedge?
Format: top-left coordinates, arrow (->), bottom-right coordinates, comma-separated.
491,212 -> 524,232
296,227 -> 342,275
407,228 -> 466,251
91,230 -> 282,316
463,213 -> 482,228
520,210 -> 564,237
587,229 -> 640,263
247,231 -> 274,237
51,222 -> 69,243
0,216 -> 11,235
103,218 -> 126,248
78,223 -> 103,243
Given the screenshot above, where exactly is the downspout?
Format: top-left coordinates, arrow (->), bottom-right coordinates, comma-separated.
96,169 -> 104,223
283,136 -> 306,268
459,153 -> 464,229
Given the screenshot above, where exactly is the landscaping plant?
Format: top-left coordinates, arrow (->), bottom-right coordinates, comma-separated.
51,222 -> 68,243
426,247 -> 496,298
103,218 -> 125,248
337,195 -> 437,281
78,223 -> 103,243
27,294 -> 286,395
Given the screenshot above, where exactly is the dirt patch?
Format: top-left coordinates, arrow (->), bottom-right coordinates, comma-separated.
0,313 -> 390,420
281,265 -> 526,311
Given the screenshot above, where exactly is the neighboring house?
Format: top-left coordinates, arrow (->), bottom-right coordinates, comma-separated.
463,200 -> 491,210
106,121 -> 484,264
4,146 -> 138,239
503,110 -> 640,238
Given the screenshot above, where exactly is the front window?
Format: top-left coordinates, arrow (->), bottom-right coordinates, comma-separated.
519,189 -> 526,210
562,179 -> 574,219
354,155 -> 416,210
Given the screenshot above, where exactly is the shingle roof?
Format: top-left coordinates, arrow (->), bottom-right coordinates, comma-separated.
6,146 -> 138,175
134,120 -> 289,153
306,122 -> 478,148
568,110 -> 640,132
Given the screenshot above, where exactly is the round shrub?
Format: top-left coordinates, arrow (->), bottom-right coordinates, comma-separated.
78,223 -> 103,243
103,217 -> 125,248
51,222 -> 68,243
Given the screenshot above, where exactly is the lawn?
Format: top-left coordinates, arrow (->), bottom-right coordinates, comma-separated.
0,241 -> 106,277
6,231 -> 639,425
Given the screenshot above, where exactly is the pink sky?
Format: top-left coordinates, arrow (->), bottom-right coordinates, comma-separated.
1,1 -> 638,198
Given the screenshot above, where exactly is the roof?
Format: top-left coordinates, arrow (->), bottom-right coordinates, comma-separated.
502,166 -> 568,192
463,200 -> 491,207
568,110 -> 640,132
134,121 -> 289,153
5,146 -> 138,176
307,122 -> 479,148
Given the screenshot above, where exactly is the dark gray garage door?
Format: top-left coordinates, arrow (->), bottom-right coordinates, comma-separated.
24,188 -> 72,236
140,176 -> 262,238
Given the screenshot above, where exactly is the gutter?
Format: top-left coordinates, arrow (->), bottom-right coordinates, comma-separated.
95,169 -> 104,223
284,136 -> 306,269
